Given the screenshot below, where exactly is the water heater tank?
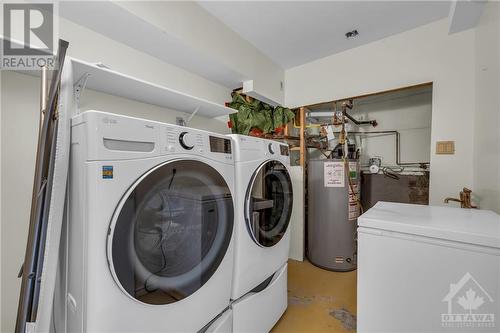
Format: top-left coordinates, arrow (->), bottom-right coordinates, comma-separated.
307,158 -> 360,271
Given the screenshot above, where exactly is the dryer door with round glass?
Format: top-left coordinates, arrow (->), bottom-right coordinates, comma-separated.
108,160 -> 234,305
245,160 -> 293,247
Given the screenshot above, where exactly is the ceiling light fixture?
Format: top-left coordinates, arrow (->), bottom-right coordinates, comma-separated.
345,30 -> 359,39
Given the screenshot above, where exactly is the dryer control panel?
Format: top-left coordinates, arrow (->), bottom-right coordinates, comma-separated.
228,134 -> 290,165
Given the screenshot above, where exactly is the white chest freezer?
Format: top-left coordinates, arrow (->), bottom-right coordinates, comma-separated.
357,202 -> 500,333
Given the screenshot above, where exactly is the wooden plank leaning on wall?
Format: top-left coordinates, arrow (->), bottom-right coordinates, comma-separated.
299,107 -> 306,167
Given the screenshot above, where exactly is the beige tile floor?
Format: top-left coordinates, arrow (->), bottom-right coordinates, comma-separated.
271,259 -> 357,333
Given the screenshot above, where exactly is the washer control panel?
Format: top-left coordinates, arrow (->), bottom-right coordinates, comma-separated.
179,131 -> 195,150
164,125 -> 232,161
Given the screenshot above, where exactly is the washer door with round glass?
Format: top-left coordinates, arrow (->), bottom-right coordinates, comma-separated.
108,160 -> 234,305
245,160 -> 293,247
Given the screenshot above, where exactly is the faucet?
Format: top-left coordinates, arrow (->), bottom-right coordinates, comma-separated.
444,188 -> 477,208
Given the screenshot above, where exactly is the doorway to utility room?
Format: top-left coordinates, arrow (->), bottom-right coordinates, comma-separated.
305,83 -> 433,211
280,82 -> 433,332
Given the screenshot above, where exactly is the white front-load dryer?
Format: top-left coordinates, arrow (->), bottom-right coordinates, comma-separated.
66,111 -> 235,332
228,134 -> 293,333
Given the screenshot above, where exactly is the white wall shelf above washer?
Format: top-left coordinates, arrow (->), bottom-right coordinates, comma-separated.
71,58 -> 236,118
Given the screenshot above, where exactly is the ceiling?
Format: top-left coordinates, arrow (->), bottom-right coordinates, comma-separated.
199,1 -> 452,69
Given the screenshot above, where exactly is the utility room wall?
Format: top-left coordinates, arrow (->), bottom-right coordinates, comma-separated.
308,86 -> 432,168
349,87 -> 432,167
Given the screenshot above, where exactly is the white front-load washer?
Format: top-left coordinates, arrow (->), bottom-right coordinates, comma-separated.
66,111 -> 235,332
228,134 -> 293,333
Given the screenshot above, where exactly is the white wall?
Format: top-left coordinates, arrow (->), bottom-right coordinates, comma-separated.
474,2 -> 500,213
1,72 -> 43,333
285,19 -> 476,206
115,1 -> 285,105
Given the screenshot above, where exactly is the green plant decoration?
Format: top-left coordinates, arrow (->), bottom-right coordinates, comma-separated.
227,93 -> 295,135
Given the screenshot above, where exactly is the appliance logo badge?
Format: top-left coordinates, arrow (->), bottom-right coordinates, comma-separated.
102,165 -> 113,179
441,272 -> 495,329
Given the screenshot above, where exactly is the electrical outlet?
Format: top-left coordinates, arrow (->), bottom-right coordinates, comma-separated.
436,141 -> 455,154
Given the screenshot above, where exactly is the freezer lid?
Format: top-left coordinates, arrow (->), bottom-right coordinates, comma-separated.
358,202 -> 500,248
